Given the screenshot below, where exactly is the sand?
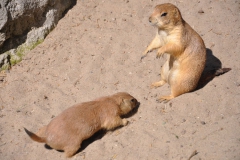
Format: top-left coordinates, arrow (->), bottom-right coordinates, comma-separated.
0,0 -> 239,159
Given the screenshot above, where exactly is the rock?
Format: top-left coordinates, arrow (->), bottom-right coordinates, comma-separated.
0,53 -> 10,69
198,9 -> 204,14
200,121 -> 206,125
0,0 -> 76,68
0,33 -> 6,47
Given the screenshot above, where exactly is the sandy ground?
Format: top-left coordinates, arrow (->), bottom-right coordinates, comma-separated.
0,0 -> 240,160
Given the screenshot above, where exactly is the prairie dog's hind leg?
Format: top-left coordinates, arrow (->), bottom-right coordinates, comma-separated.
151,80 -> 166,88
157,74 -> 193,103
151,60 -> 169,88
157,85 -> 183,103
157,95 -> 175,103
65,147 -> 80,158
64,141 -> 82,158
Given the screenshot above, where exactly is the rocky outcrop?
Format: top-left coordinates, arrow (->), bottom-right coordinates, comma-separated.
0,0 -> 76,69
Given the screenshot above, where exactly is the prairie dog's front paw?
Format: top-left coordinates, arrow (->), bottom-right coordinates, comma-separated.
122,119 -> 129,126
156,51 -> 164,58
141,48 -> 152,60
141,55 -> 146,61
156,47 -> 166,58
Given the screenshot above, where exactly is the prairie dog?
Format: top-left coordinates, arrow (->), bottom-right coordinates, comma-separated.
141,3 -> 206,102
24,92 -> 138,157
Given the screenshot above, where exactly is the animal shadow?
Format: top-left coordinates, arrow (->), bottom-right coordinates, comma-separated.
204,48 -> 222,71
196,48 -> 222,90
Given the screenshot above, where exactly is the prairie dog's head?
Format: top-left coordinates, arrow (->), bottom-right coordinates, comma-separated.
112,92 -> 138,115
149,3 -> 183,30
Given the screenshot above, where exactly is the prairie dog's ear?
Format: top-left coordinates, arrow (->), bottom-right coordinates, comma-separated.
174,8 -> 179,18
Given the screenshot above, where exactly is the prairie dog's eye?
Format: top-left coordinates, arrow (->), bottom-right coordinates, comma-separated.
131,98 -> 136,103
161,12 -> 167,17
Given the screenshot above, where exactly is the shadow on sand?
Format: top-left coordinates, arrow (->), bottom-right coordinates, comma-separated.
196,48 -> 230,90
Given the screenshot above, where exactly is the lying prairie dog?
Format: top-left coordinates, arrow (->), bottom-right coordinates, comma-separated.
25,92 -> 139,157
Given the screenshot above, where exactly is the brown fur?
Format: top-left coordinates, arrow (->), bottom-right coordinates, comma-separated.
24,92 -> 138,157
141,3 -> 206,102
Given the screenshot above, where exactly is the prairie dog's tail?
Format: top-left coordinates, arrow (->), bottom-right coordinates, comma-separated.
24,128 -> 46,143
214,68 -> 231,76
198,68 -> 231,87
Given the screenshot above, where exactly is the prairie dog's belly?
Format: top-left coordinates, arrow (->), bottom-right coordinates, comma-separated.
167,56 -> 180,84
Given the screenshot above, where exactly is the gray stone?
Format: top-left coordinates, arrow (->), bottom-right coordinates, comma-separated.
0,0 -> 76,68
0,33 -> 6,47
0,53 -> 10,68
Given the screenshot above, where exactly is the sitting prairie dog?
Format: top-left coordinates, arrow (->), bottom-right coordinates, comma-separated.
24,92 -> 138,158
141,3 -> 206,102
